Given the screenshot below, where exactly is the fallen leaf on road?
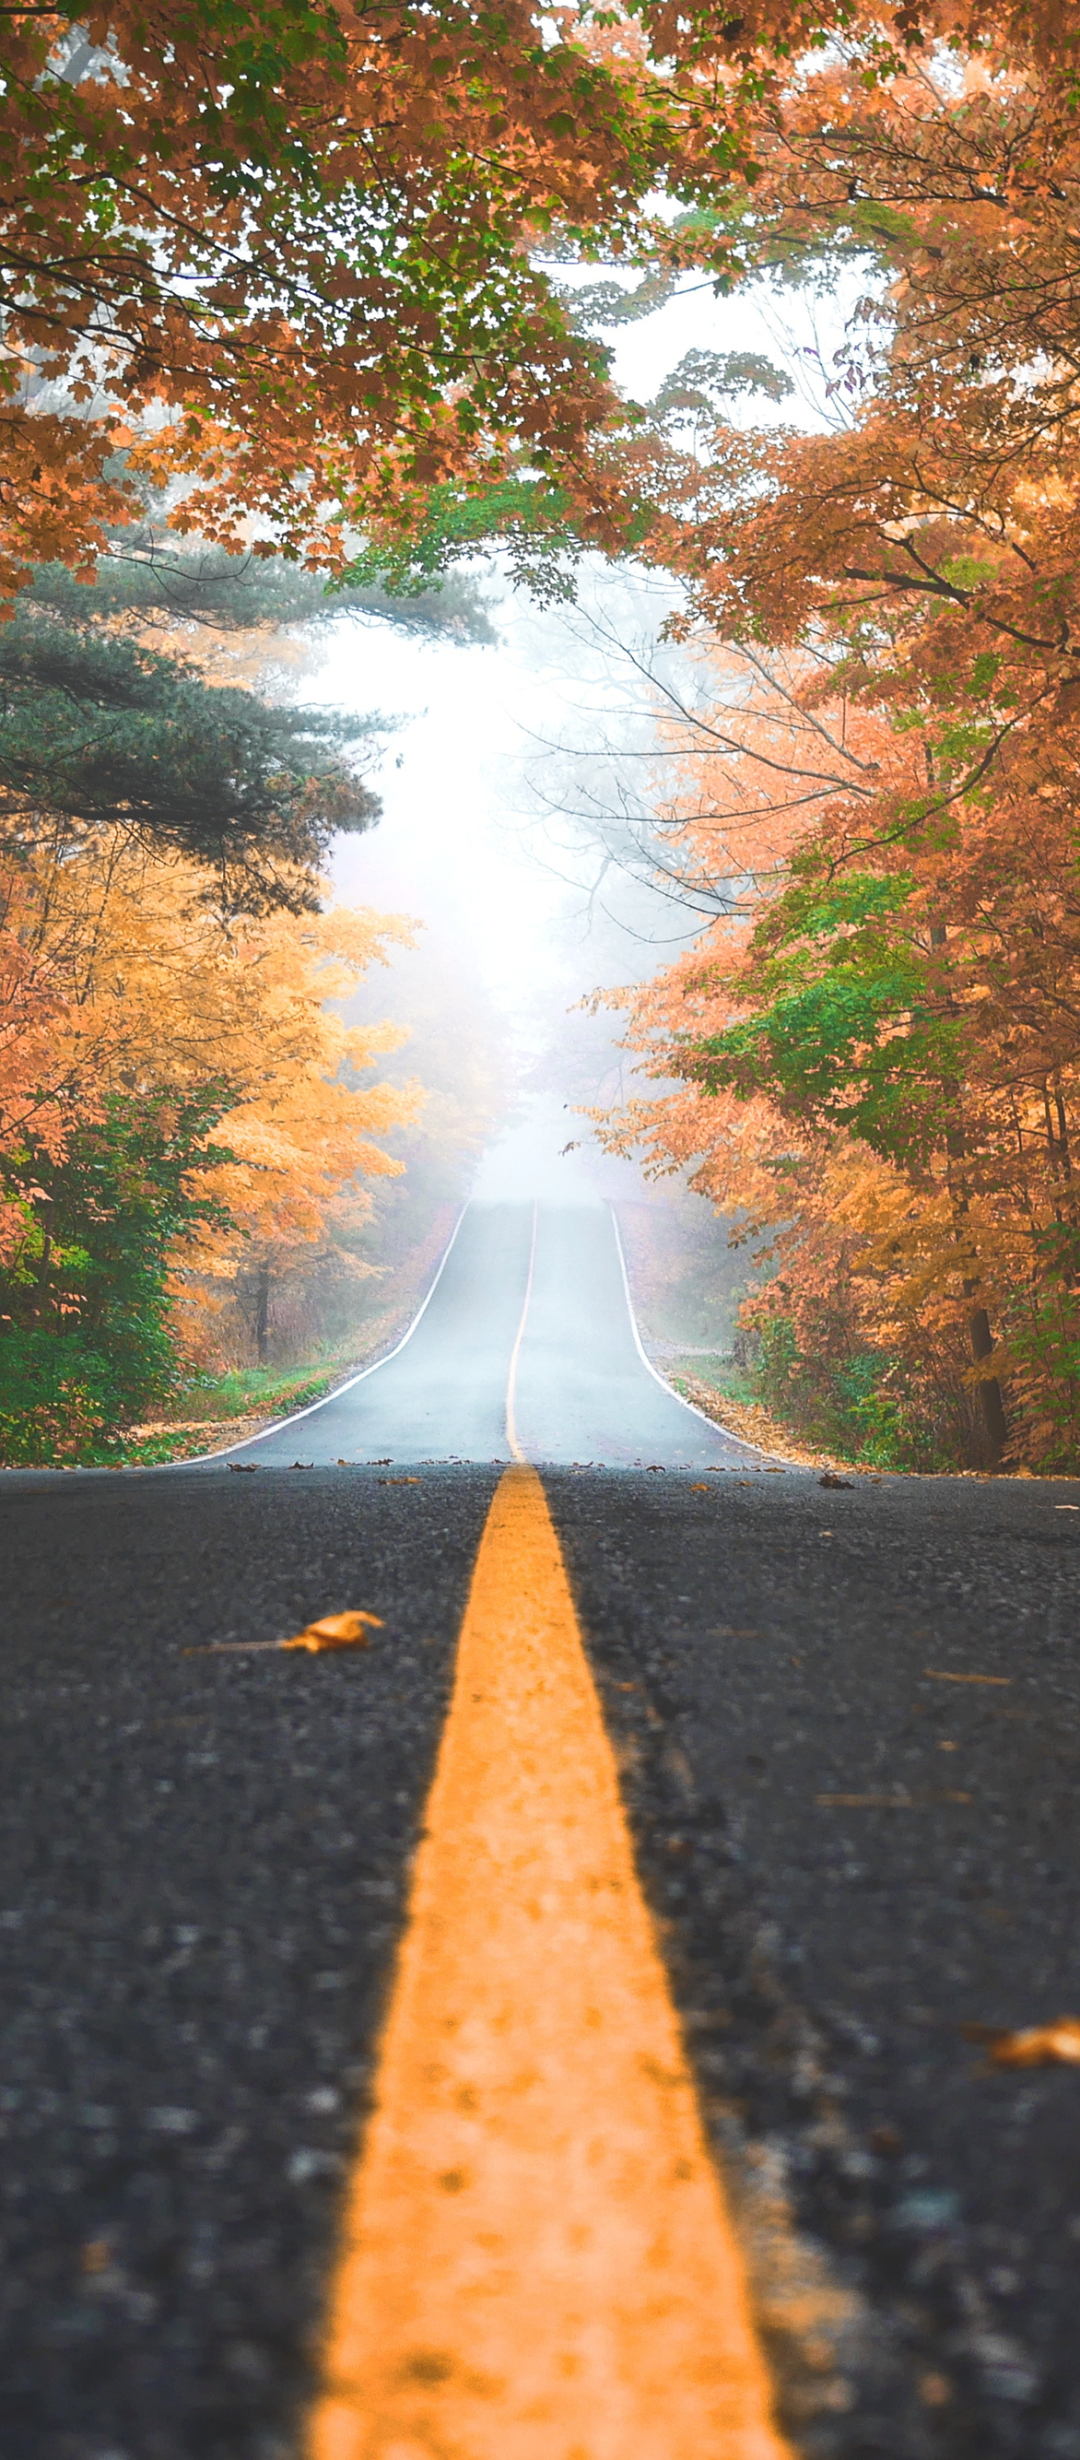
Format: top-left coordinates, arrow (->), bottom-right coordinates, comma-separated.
870,2123 -> 903,2155
819,1472 -> 854,1489
689,1482 -> 710,1491
280,1612 -> 384,1654
816,1790 -> 973,1807
188,1609 -> 384,1658
817,1792 -> 901,1807
919,2373 -> 953,2409
963,2016 -> 1080,2068
377,1476 -> 420,1486
924,1668 -> 1010,1686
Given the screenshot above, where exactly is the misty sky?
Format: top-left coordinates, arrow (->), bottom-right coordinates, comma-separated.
317,270 -> 854,1202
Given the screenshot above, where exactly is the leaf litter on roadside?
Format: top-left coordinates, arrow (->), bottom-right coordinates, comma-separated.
962,2016 -> 1080,2069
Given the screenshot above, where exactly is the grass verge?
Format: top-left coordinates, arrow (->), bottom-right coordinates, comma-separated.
664,1355 -> 874,1476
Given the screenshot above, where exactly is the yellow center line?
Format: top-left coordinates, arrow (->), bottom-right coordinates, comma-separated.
307,1466 -> 791,2460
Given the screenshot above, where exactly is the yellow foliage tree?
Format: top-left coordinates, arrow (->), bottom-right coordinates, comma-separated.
1,823 -> 422,1371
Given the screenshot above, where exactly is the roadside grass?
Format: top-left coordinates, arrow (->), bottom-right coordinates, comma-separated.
663,1351 -> 869,1474
118,1359 -> 355,1466
115,1300 -> 416,1467
0,1339 -> 394,1470
667,1354 -> 756,1408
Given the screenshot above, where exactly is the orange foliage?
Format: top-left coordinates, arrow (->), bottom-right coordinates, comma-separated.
0,825 -> 420,1343
0,0 -> 770,594
597,624 -> 1080,1466
586,11 -> 1080,1470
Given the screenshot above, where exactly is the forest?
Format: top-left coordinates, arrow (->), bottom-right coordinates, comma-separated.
1,0 -> 1077,1466
592,1 -> 1080,1473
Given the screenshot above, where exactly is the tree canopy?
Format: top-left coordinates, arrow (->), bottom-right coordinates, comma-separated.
0,0 -> 737,593
17,0 -> 1064,599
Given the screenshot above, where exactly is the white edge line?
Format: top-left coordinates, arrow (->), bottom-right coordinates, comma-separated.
168,1205 -> 471,1467
608,1205 -> 788,1467
504,1200 -> 539,1464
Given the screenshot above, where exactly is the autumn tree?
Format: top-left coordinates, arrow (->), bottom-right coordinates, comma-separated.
589,608 -> 1080,1466
16,0 -> 1042,602
0,826 -> 419,1458
0,1086 -> 238,1462
532,0 -> 1080,1474
0,0 -> 780,597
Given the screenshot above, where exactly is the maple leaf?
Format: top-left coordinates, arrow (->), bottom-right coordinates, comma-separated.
280,1610 -> 383,1653
963,2018 -> 1080,2070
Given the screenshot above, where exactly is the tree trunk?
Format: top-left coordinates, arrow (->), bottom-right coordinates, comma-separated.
29,1203 -> 53,1326
964,1289 -> 1008,1464
254,1262 -> 270,1364
926,924 -> 1009,1466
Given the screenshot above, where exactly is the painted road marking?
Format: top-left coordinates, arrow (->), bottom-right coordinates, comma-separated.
307,1466 -> 792,2460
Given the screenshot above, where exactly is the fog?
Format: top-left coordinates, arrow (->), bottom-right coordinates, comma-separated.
313,269 -> 858,1241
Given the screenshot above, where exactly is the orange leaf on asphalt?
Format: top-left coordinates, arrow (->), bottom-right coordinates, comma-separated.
964,2016 -> 1080,2068
280,1611 -> 384,1654
924,1669 -> 1010,1686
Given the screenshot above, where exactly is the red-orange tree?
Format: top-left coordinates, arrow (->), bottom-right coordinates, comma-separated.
591,16 -> 1080,1468
13,0 -> 1055,598
0,0 -> 768,595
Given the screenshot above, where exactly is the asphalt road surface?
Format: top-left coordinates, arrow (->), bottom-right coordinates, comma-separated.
217,1201 -> 761,1470
2,1201 -> 1080,2460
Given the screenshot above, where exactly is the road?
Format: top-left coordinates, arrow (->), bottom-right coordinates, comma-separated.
219,1200 -> 761,1470
2,1201 -> 1080,2460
